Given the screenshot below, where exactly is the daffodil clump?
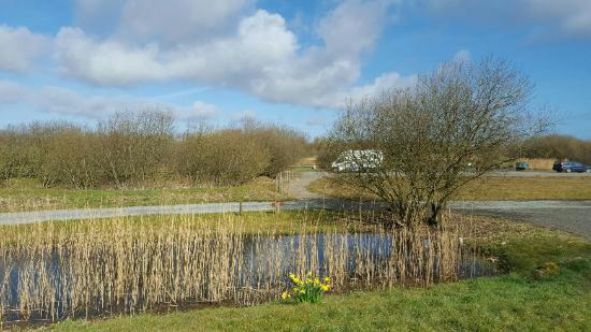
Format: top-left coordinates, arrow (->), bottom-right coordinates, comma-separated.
281,272 -> 332,303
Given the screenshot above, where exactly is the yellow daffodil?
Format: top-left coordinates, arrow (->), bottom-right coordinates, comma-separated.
320,284 -> 330,292
289,274 -> 303,286
324,277 -> 331,283
281,291 -> 291,300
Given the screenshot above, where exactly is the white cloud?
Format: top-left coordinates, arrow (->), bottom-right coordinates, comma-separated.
34,86 -> 171,118
119,0 -> 250,43
74,0 -> 121,30
55,10 -> 297,85
0,80 -> 184,119
452,49 -> 472,64
0,80 -> 30,102
55,27 -> 167,85
526,0 -> 591,36
74,0 -> 250,42
55,1 -> 405,109
420,0 -> 591,37
188,101 -> 219,119
0,25 -> 48,72
348,71 -> 417,102
318,0 -> 396,57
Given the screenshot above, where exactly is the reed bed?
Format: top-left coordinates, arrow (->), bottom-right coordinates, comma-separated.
0,211 -> 480,325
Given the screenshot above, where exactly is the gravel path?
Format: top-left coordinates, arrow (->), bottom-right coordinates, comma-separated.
287,171 -> 326,199
1,172 -> 590,240
450,200 -> 591,240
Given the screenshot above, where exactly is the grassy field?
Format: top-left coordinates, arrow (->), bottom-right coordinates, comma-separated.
45,214 -> 591,331
0,157 -> 320,213
0,177 -> 288,213
308,175 -> 591,201
0,209 -> 367,238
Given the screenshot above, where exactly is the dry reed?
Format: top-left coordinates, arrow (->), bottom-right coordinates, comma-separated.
0,211 -> 475,325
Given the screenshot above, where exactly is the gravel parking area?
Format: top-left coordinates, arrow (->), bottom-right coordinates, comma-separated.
451,200 -> 591,240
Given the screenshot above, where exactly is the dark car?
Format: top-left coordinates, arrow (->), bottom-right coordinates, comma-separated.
515,161 -> 529,171
553,160 -> 591,173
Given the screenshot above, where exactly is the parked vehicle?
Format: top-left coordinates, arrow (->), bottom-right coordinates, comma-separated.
552,160 -> 591,173
331,150 -> 383,173
515,161 -> 529,171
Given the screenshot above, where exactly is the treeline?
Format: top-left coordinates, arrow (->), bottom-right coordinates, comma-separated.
518,135 -> 591,164
0,111 -> 307,188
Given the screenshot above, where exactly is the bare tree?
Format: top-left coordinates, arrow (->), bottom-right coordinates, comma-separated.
97,110 -> 174,187
330,57 -> 548,229
518,134 -> 591,164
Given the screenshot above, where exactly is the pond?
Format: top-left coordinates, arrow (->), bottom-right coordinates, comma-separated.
0,232 -> 497,324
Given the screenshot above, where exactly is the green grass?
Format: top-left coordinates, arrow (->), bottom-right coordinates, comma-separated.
0,209 -> 368,239
51,272 -> 591,331
0,177 -> 288,213
308,175 -> 591,201
44,215 -> 591,331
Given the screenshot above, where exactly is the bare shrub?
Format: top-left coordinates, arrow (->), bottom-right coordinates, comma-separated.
329,57 -> 548,229
242,121 -> 308,177
0,110 -> 306,189
97,110 -> 174,187
177,129 -> 270,186
518,135 -> 591,164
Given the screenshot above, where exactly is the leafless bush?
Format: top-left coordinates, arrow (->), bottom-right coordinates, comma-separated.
242,120 -> 308,177
0,110 -> 307,188
97,110 -> 175,187
176,129 -> 270,186
517,135 -> 591,164
329,57 -> 548,229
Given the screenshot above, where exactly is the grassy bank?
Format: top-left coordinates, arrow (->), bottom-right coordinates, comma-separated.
308,175 -> 591,201
50,218 -> 591,331
0,177 -> 287,213
0,210 -> 364,237
53,273 -> 591,331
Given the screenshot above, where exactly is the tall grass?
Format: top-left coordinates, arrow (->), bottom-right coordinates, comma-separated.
0,211 -> 473,324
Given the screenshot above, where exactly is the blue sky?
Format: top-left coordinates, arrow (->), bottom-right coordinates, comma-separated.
0,0 -> 590,138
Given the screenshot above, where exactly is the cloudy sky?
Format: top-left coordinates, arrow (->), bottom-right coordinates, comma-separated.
0,0 -> 590,138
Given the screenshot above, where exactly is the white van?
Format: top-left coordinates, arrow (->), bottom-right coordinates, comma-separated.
331,150 -> 383,172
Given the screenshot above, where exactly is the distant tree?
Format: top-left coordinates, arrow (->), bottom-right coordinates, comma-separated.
243,122 -> 308,177
0,110 -> 307,188
177,129 -> 270,186
519,135 -> 591,164
97,110 -> 174,187
329,57 -> 548,229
